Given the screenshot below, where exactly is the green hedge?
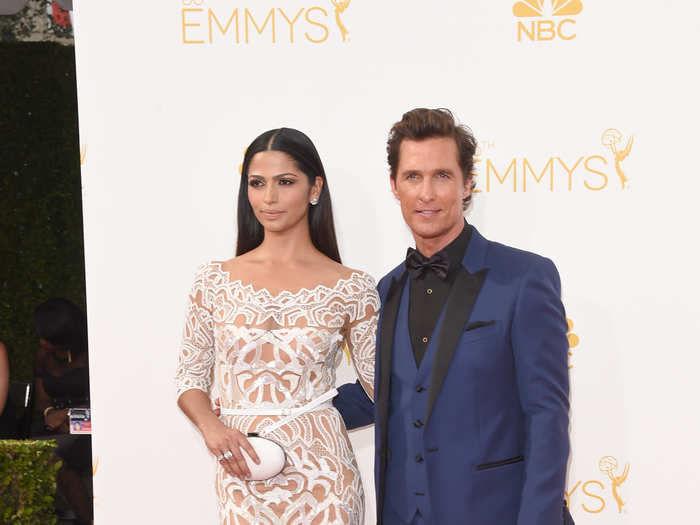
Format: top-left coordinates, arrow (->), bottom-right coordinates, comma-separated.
0,42 -> 86,382
0,439 -> 61,524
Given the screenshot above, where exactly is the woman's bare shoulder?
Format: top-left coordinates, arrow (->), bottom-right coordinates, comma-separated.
326,261 -> 375,285
215,252 -> 258,274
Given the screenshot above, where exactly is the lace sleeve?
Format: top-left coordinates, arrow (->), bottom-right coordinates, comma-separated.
175,264 -> 215,399
345,273 -> 379,402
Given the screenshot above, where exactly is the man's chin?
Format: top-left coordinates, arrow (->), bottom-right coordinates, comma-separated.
406,216 -> 464,242
408,223 -> 449,241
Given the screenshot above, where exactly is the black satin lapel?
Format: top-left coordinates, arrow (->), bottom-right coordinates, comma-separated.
377,273 -> 406,437
425,267 -> 488,426
376,272 -> 406,519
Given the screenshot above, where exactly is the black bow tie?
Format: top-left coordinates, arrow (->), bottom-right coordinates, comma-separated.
405,248 -> 450,280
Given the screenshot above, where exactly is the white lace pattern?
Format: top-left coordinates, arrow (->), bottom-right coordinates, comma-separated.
176,262 -> 378,525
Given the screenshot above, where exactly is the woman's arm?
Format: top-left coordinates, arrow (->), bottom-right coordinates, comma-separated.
175,264 -> 258,479
35,375 -> 69,432
345,273 -> 380,402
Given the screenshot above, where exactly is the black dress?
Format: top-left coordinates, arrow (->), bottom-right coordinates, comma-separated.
34,356 -> 92,474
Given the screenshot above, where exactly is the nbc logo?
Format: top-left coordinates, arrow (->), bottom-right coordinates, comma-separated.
513,0 -> 583,42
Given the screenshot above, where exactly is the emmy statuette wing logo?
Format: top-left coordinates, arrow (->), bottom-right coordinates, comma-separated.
599,456 -> 630,513
331,0 -> 350,42
180,0 -> 352,45
513,0 -> 583,42
566,456 -> 630,515
602,129 -> 633,189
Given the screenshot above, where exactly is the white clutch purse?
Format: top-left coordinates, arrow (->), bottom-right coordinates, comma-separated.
221,388 -> 338,481
241,433 -> 287,481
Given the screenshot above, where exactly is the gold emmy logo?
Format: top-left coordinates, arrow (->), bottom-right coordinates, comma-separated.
599,456 -> 630,513
181,1 -> 350,45
566,317 -> 579,369
331,0 -> 350,42
238,148 -> 247,175
601,129 -> 633,189
513,0 -> 582,41
470,128 -> 635,194
566,455 -> 630,514
92,456 -> 99,476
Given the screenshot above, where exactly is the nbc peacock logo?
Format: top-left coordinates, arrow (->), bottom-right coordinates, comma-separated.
513,0 -> 583,42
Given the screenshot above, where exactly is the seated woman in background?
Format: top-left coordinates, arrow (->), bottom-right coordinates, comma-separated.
33,298 -> 92,525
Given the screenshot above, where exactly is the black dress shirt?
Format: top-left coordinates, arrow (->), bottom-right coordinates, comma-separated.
408,222 -> 472,366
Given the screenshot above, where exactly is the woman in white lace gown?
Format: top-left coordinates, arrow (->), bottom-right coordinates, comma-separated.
176,128 -> 378,525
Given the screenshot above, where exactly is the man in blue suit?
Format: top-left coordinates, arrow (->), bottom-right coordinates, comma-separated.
335,108 -> 574,524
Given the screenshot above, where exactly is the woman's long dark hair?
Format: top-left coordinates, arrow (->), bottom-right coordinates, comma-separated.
236,128 -> 341,263
34,298 -> 88,356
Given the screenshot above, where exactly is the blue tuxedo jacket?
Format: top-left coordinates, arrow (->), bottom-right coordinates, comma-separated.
335,227 -> 574,524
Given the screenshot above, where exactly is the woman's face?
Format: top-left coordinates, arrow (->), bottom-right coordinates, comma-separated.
247,150 -> 322,234
39,337 -> 70,360
39,338 -> 57,353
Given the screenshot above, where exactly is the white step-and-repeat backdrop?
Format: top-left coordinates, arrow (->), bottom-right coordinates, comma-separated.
72,1 -> 699,523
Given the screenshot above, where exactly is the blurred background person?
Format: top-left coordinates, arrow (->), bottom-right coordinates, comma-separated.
33,298 -> 92,525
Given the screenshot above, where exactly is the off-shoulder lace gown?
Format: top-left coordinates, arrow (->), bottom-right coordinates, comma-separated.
176,262 -> 378,525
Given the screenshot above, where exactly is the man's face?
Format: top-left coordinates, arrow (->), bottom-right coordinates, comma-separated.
390,137 -> 470,247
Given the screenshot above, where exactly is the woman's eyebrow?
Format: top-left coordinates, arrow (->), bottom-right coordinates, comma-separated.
249,173 -> 299,179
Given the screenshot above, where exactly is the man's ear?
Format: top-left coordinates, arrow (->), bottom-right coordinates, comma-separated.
462,173 -> 473,200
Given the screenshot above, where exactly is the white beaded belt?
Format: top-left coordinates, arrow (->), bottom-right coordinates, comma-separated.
220,388 -> 338,434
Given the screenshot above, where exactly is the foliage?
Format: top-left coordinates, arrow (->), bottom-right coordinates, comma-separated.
0,42 -> 85,381
0,0 -> 74,46
0,439 -> 61,524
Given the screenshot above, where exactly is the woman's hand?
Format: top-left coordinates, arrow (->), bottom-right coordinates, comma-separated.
177,389 -> 260,479
201,421 -> 261,479
45,407 -> 69,432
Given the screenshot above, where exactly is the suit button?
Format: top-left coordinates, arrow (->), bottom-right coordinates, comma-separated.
426,288 -> 433,295
414,420 -> 423,428
415,386 -> 424,393
415,455 -> 424,463
421,336 -> 428,343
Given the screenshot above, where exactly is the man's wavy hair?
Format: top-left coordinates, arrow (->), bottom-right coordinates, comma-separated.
387,108 -> 477,210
